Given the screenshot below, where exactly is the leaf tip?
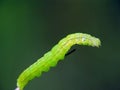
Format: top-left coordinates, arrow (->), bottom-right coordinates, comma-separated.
15,87 -> 20,90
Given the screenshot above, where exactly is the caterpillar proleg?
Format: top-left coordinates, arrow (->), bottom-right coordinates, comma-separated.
15,33 -> 101,90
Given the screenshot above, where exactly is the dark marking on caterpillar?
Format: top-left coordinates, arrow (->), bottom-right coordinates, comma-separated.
65,49 -> 76,56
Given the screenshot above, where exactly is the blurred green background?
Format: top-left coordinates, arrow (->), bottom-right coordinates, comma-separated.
0,0 -> 120,90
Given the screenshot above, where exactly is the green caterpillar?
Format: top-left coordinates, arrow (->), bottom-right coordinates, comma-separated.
15,33 -> 101,90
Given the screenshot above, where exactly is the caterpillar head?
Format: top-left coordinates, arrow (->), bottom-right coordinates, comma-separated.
80,34 -> 101,47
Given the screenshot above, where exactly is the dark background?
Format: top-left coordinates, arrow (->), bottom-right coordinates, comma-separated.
0,0 -> 120,90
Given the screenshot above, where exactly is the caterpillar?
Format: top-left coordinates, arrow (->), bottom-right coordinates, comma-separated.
15,33 -> 101,90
